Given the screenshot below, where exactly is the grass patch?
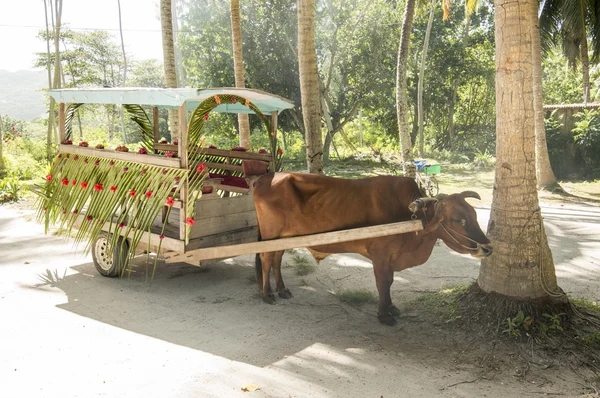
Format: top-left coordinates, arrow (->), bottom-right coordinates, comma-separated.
338,289 -> 378,305
287,254 -> 316,276
571,297 -> 600,313
408,285 -> 469,323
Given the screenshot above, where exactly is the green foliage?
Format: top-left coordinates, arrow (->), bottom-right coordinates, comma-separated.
544,113 -> 573,179
572,110 -> 600,177
409,285 -> 468,323
502,311 -> 567,337
571,298 -> 600,313
338,289 -> 378,305
287,254 -> 316,276
0,174 -> 21,202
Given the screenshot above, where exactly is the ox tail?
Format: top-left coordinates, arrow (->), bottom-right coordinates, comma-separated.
255,227 -> 263,291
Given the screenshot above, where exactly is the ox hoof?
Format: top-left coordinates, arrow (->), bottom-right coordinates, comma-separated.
262,294 -> 276,305
378,313 -> 398,326
389,305 -> 401,316
278,289 -> 293,299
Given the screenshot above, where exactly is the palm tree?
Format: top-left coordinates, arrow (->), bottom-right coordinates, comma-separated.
478,0 -> 564,303
416,0 -> 436,157
396,0 -> 417,178
117,0 -> 128,144
160,0 -> 179,141
0,114 -> 5,177
540,0 -> 600,103
230,0 -> 252,150
298,0 -> 324,174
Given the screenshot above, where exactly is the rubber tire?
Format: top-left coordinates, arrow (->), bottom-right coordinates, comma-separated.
91,232 -> 130,277
427,176 -> 439,197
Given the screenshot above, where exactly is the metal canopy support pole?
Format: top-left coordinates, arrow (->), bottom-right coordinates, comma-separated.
178,103 -> 188,240
58,103 -> 66,143
271,111 -> 278,171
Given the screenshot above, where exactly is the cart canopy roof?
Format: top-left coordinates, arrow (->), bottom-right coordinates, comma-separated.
47,87 -> 295,114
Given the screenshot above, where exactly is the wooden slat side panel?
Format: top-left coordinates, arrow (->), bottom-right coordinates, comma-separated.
185,226 -> 258,252
188,210 -> 257,239
58,145 -> 180,167
194,195 -> 255,219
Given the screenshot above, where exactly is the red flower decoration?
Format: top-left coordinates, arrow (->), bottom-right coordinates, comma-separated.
166,197 -> 174,207
141,169 -> 147,175
232,146 -> 246,152
209,144 -> 217,149
83,159 -> 88,163
203,114 -> 209,121
72,210 -> 78,214
11,126 -> 15,131
57,154 -> 62,159
231,97 -> 236,103
123,167 -> 128,173
173,140 -> 178,145
258,148 -> 267,154
73,156 -> 79,161
160,139 -> 168,144
94,183 -> 103,192
109,161 -> 115,166
79,142 -> 89,147
61,178 -> 69,186
145,191 -> 153,198
110,186 -> 117,192
277,148 -> 284,156
162,169 -> 167,175
72,180 -> 77,186
46,174 -> 52,181
165,151 -> 175,158
186,217 -> 195,226
129,189 -> 136,197
159,235 -> 165,240
196,163 -> 206,173
81,181 -> 88,189
94,160 -> 100,166
86,216 -> 92,221
118,223 -> 124,228
174,177 -> 181,183
95,144 -> 104,149
138,147 -> 148,154
62,139 -> 73,145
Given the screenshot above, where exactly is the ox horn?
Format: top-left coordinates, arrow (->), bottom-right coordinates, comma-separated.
408,197 -> 438,213
459,191 -> 481,200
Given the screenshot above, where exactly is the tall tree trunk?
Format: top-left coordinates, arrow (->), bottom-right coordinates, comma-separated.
581,36 -> 590,103
44,0 -> 55,161
531,1 -> 559,190
298,0 -> 324,174
478,0 -> 561,300
160,0 -> 179,142
231,0 -> 252,150
396,0 -> 417,178
50,0 -> 62,155
447,13 -> 471,150
117,0 -> 128,144
417,0 -> 435,157
172,1 -> 186,87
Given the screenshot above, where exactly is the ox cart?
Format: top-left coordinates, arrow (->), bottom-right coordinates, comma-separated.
40,88 -> 423,277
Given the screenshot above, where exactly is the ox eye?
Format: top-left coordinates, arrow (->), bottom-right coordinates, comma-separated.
460,219 -> 466,226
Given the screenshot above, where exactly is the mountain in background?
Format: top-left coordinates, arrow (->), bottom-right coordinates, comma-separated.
0,69 -> 47,121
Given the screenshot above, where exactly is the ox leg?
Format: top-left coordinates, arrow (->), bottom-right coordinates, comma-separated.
260,252 -> 276,304
272,250 -> 292,299
374,265 -> 397,326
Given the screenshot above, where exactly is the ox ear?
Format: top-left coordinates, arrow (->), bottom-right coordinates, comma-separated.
459,191 -> 481,200
408,197 -> 438,213
436,193 -> 449,201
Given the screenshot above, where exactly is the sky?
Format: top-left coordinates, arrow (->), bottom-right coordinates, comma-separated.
0,0 -> 164,72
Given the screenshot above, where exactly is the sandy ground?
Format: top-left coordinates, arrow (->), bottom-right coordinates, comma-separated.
0,200 -> 599,398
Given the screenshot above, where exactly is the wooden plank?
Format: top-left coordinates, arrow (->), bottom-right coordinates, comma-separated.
58,103 -> 66,142
185,226 -> 258,252
204,147 -> 273,162
58,144 -> 180,168
213,183 -> 249,194
152,107 -> 159,153
154,143 -> 178,152
194,194 -> 255,219
188,210 -> 257,238
183,220 -> 424,261
204,162 -> 244,173
178,103 -> 188,240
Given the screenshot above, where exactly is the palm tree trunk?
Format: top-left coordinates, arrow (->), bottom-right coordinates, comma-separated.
298,0 -> 324,174
478,0 -> 562,300
581,37 -> 590,103
44,0 -> 55,161
417,0 -> 435,157
117,0 -> 128,144
447,13 -> 471,151
0,114 -> 5,177
160,0 -> 179,142
531,1 -> 559,190
396,0 -> 417,178
231,0 -> 252,150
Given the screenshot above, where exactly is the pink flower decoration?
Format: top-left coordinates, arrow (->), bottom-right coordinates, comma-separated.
159,235 -> 165,240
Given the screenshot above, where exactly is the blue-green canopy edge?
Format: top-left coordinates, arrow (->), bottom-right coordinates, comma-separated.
47,87 -> 295,114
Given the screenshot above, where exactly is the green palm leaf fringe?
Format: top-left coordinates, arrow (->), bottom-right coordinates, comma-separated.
35,153 -> 188,275
64,103 -> 83,141
184,93 -> 281,242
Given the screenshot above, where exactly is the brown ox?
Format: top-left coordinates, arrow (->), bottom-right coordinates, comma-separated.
250,172 -> 492,325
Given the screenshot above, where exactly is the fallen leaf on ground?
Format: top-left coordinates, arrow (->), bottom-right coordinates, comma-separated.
24,262 -> 30,264
241,383 -> 259,392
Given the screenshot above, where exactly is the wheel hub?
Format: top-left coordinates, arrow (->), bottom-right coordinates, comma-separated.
93,237 -> 113,271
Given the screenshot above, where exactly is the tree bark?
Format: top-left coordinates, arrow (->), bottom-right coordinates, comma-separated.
531,1 -> 559,189
447,13 -> 471,151
160,0 -> 179,142
417,0 -> 435,157
0,114 -> 5,178
298,0 -> 324,174
478,0 -> 561,300
396,0 -> 417,178
44,0 -> 55,160
117,0 -> 128,144
231,0 -> 252,150
581,36 -> 590,103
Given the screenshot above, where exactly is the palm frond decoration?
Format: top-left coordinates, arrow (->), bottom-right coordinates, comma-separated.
123,104 -> 154,149
64,103 -> 83,141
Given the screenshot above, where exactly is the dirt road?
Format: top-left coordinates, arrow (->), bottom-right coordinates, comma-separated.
0,201 -> 598,397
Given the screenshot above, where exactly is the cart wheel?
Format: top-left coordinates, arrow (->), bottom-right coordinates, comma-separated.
427,176 -> 439,197
92,232 -> 129,277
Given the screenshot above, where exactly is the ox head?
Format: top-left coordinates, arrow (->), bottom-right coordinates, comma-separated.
409,191 -> 493,258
